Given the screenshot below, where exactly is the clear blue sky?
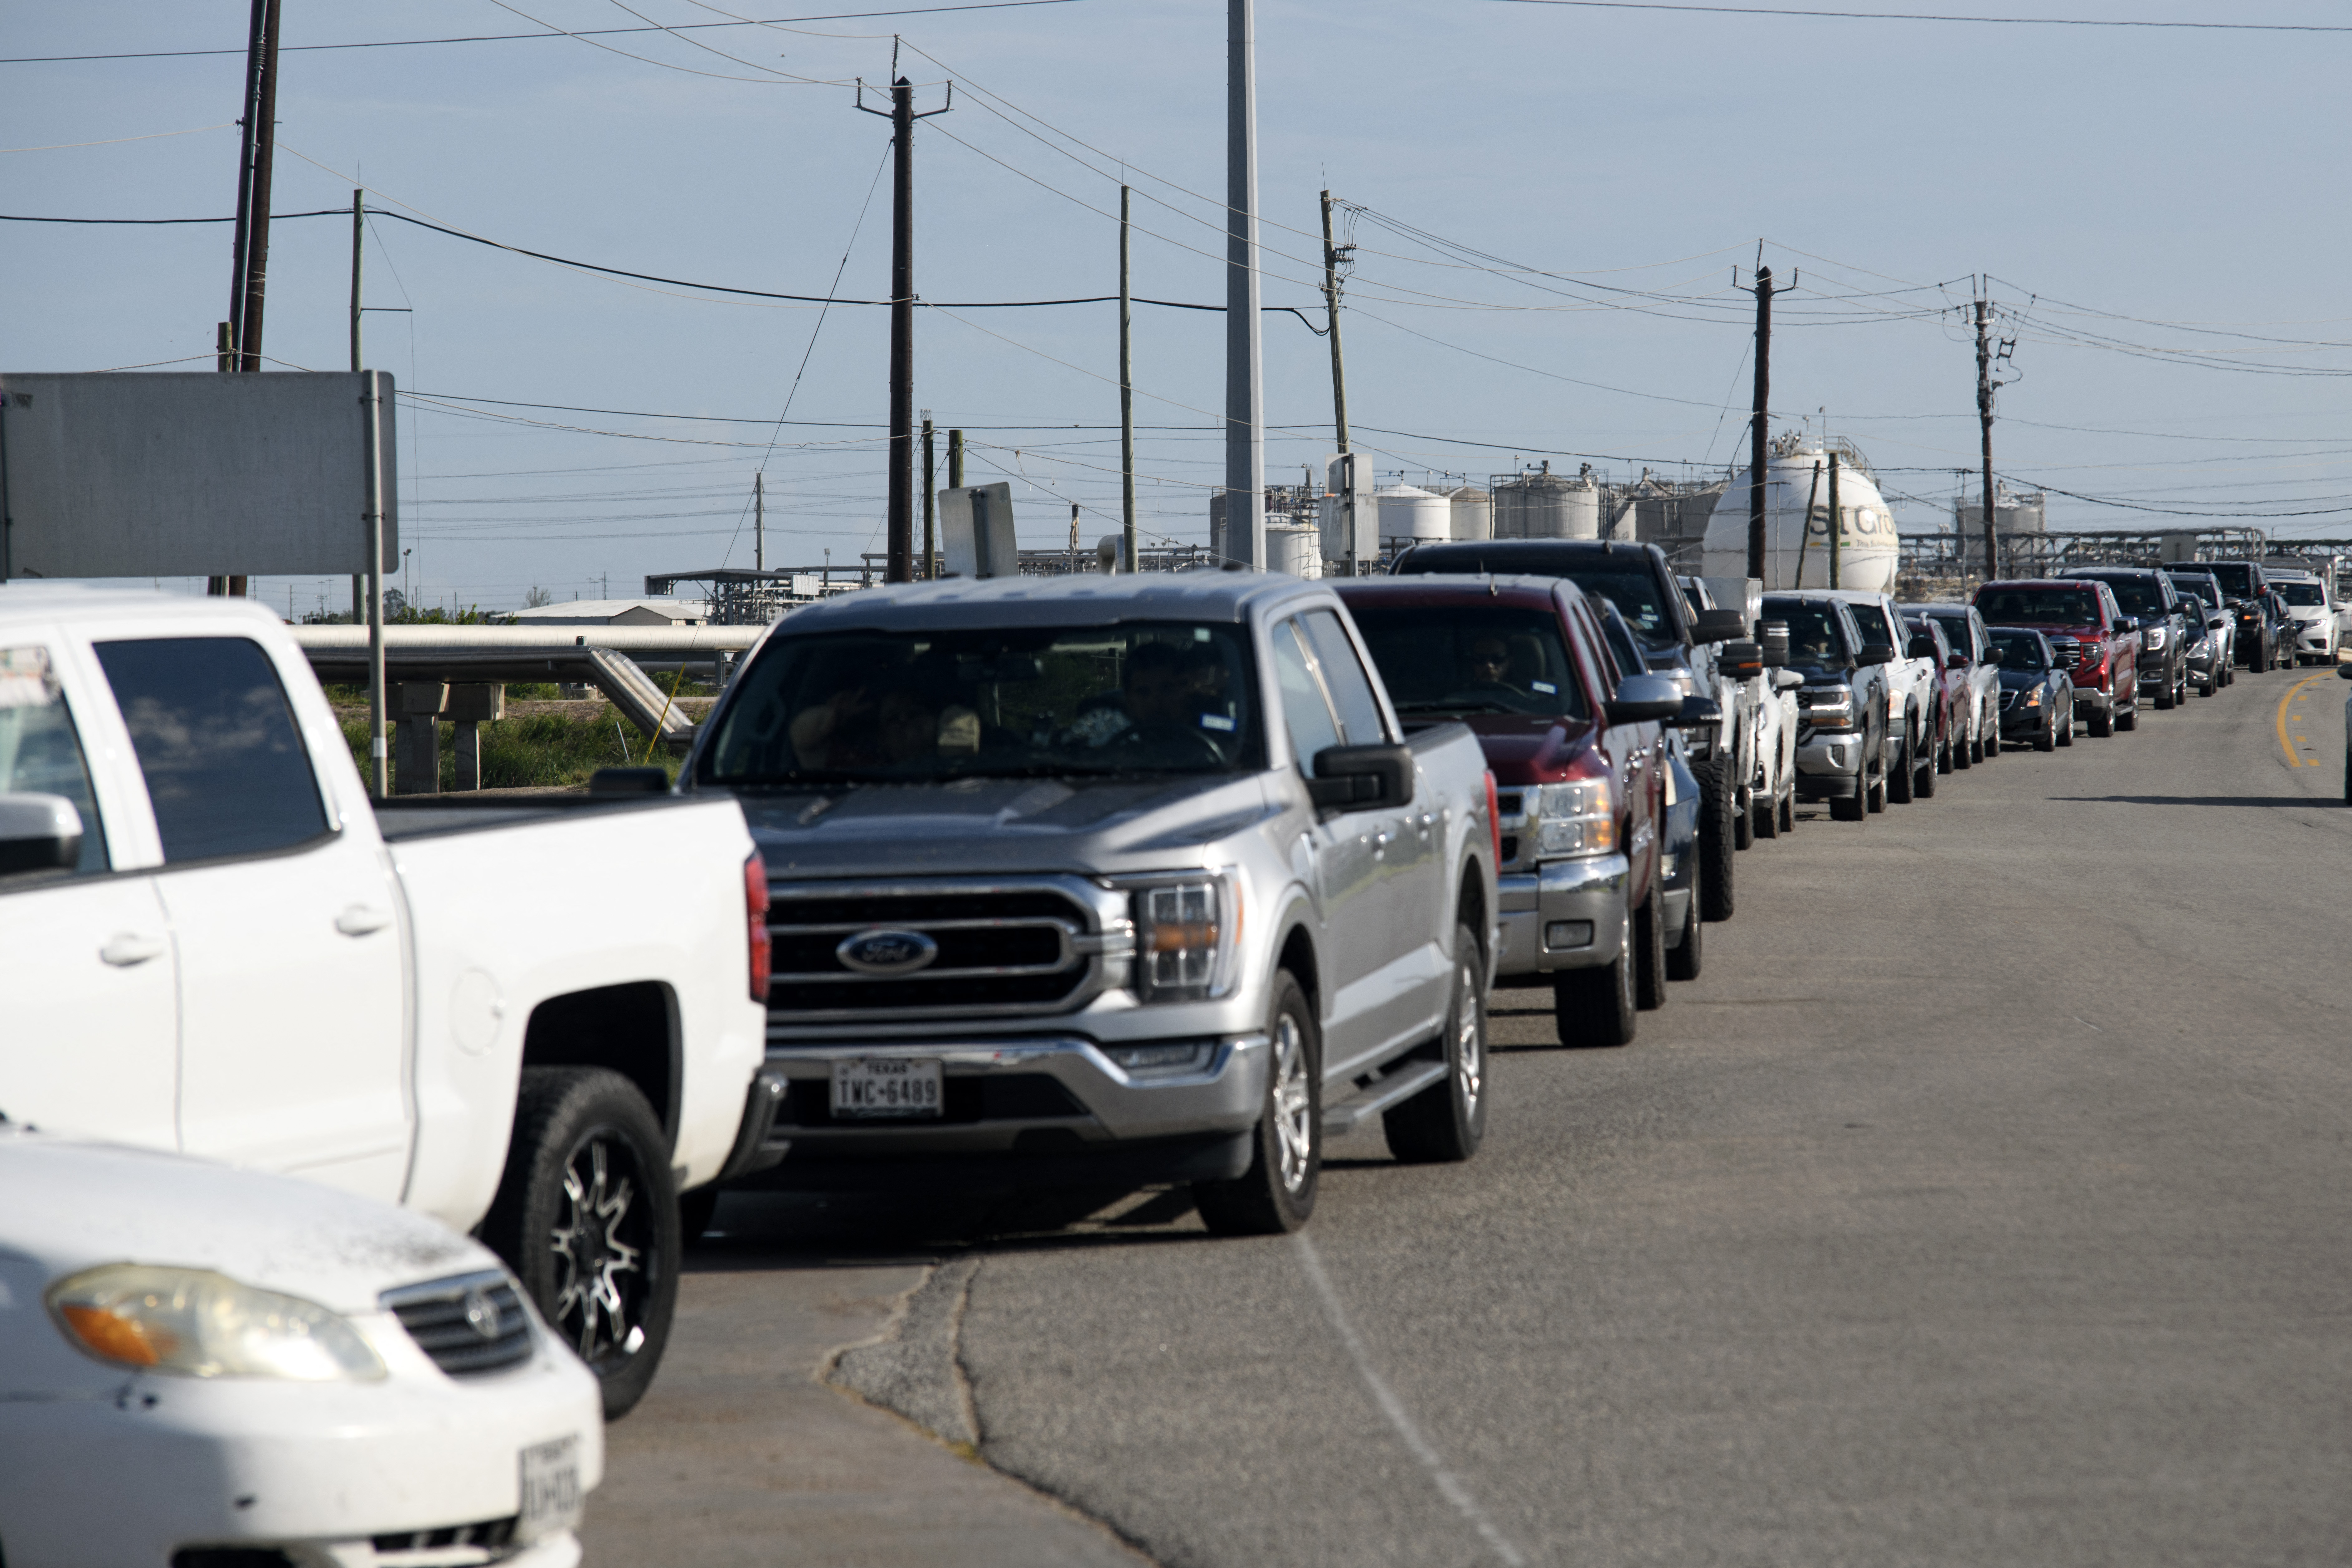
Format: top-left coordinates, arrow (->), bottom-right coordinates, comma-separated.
10,1 -> 2349,613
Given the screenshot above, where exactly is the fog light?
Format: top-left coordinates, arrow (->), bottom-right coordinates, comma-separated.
1106,1041 -> 1213,1074
1544,920 -> 1594,950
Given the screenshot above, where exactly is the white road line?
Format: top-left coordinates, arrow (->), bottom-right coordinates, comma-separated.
1292,1233 -> 1529,1567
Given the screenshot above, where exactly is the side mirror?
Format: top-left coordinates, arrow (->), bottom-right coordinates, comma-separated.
1772,669 -> 1807,691
0,792 -> 83,876
1857,642 -> 1894,667
2116,616 -> 2139,634
1757,621 -> 1791,667
1906,634 -> 1938,660
2209,615 -> 2228,630
1673,693 -> 1723,728
1604,673 -> 1686,726
1307,743 -> 1414,812
1718,639 -> 1764,681
1689,608 -> 1746,645
1946,652 -> 1970,671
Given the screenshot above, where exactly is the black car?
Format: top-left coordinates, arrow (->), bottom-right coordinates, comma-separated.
2202,560 -> 2277,670
2165,570 -> 2234,693
2056,567 -> 2191,710
1985,627 -> 2075,752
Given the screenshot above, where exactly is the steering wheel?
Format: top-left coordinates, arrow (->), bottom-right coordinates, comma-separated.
1110,721 -> 1228,766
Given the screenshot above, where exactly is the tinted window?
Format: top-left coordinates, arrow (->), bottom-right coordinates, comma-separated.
1761,599 -> 1849,663
1300,611 -> 1387,745
1351,604 -> 1593,721
1924,613 -> 1977,659
2081,576 -> 2170,617
1271,621 -> 1343,774
1596,603 -> 1648,686
2204,562 -> 2258,597
94,637 -> 327,863
2168,578 -> 2219,609
1988,630 -> 2047,670
704,621 -> 1261,782
2278,581 -> 2326,607
1393,547 -> 1681,646
1976,588 -> 2102,627
0,646 -> 109,878
1858,603 -> 1903,649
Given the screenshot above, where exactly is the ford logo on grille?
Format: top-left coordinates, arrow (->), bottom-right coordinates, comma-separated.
837,928 -> 939,975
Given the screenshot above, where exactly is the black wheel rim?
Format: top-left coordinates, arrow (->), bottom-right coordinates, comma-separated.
549,1129 -> 656,1369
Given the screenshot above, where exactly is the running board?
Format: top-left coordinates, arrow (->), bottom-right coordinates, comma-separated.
1321,1058 -> 1449,1137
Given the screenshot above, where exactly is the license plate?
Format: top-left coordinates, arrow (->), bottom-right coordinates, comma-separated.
831,1057 -> 943,1119
517,1435 -> 582,1541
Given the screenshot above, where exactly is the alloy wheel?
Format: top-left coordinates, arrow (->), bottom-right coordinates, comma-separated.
1452,953 -> 1485,1119
1269,1012 -> 1315,1195
550,1135 -> 650,1365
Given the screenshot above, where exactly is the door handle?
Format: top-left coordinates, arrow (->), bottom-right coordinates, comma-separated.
335,904 -> 393,937
100,932 -> 167,968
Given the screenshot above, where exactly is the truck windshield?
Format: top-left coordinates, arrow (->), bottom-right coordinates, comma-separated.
702,621 -> 1263,784
1976,588 -> 2101,626
2277,581 -> 2326,606
2204,562 -> 2257,597
1554,566 -> 1675,646
2089,577 -> 2170,617
1760,600 -> 1849,663
1349,605 -> 1591,720
2169,579 -> 2218,609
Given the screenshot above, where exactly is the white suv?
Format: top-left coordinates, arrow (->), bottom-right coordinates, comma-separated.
2270,571 -> 2340,666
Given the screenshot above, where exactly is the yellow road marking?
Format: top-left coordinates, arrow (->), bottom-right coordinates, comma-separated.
2277,672 -> 2332,766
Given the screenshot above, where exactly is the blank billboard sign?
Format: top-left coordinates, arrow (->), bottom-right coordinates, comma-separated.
0,371 -> 397,580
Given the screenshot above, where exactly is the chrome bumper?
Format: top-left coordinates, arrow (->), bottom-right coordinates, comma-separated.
1494,853 -> 1630,978
2074,687 -> 2113,717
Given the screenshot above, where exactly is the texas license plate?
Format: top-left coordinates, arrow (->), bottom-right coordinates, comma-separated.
517,1435 -> 582,1541
831,1057 -> 944,1119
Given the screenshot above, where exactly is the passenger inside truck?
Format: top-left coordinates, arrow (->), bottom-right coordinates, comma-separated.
1349,606 -> 1589,720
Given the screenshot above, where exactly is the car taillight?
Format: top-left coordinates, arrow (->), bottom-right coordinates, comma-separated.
744,851 -> 771,1004
1485,771 -> 1502,871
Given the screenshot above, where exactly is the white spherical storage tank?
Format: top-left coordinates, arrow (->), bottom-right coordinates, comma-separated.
1701,446 -> 1899,592
1377,484 -> 1451,544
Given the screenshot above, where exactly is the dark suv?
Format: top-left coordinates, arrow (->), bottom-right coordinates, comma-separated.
2056,568 -> 2190,709
2201,561 -> 2276,670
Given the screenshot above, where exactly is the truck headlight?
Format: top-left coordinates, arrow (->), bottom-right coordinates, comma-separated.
2144,626 -> 2167,650
1800,686 -> 1855,729
1534,778 -> 1616,857
1128,876 -> 1237,1003
48,1264 -> 386,1381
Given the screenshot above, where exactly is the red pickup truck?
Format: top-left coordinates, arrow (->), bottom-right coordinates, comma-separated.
1972,578 -> 2140,737
1335,575 -> 1670,1049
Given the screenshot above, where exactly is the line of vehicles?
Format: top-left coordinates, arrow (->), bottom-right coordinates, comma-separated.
0,544 -> 2332,1565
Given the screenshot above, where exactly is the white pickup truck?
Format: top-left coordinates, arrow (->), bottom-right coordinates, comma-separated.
0,587 -> 772,1416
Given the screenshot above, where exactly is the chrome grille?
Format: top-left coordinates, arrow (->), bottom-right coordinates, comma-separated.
382,1270 -> 534,1378
765,879 -> 1127,1021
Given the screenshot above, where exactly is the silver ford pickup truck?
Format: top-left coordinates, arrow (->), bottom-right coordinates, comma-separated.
682,572 -> 1500,1234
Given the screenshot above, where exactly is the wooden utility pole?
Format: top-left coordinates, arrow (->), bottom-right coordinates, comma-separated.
1119,186 -> 1138,573
1827,450 -> 1843,590
754,471 -> 765,573
1224,0 -> 1265,570
858,66 -> 950,584
921,414 -> 937,579
1319,190 -> 1352,456
236,0 -> 281,376
225,0 -> 267,367
1748,266 -> 1776,584
1974,291 -> 2000,578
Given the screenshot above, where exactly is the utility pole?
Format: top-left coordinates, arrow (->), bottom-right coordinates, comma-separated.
1974,290 -> 2000,579
921,413 -> 936,580
1225,0 -> 1265,570
857,60 -> 950,585
754,471 -> 765,573
1827,450 -> 1842,590
225,0 -> 267,368
1319,190 -> 1352,455
1119,186 -> 1138,574
236,0 -> 281,376
1747,265 -> 1776,585
947,427 -> 964,489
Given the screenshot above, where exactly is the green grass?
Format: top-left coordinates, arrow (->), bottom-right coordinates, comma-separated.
339,707 -> 681,792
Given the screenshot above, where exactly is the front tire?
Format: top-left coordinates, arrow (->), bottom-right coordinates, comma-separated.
1889,734 -> 1915,803
1196,972 -> 1320,1235
480,1067 -> 679,1421
1694,758 -> 1736,922
1555,903 -> 1636,1047
2117,703 -> 2138,732
1634,876 -> 1666,1012
1384,926 -> 1488,1164
1830,789 -> 1865,822
2035,709 -> 2058,751
1667,885 -> 1704,982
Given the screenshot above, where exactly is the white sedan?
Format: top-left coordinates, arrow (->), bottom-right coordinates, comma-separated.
0,1124 -> 601,1568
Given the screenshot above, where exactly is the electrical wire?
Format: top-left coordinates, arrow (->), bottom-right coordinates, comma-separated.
1485,0 -> 2352,31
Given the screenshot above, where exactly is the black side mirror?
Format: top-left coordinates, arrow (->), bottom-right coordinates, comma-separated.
1906,634 -> 1937,660
1946,652 -> 1970,671
1718,639 -> 1763,680
1307,743 -> 1415,812
2116,616 -> 2139,634
1757,621 -> 1791,667
1674,693 -> 1723,727
1857,642 -> 1894,667
1689,608 -> 1746,645
1605,673 -> 1687,725
0,792 -> 83,876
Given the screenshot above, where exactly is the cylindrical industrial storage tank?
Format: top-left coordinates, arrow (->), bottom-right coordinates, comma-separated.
1265,522 -> 1322,578
1377,484 -> 1450,544
1446,485 -> 1493,541
1494,474 -> 1600,539
1700,445 -> 1899,592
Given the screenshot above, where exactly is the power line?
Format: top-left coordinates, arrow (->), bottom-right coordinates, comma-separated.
0,2 -> 1087,65
1485,1 -> 2352,32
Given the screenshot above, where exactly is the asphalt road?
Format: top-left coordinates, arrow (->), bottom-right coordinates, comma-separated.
677,660 -> 2352,1567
